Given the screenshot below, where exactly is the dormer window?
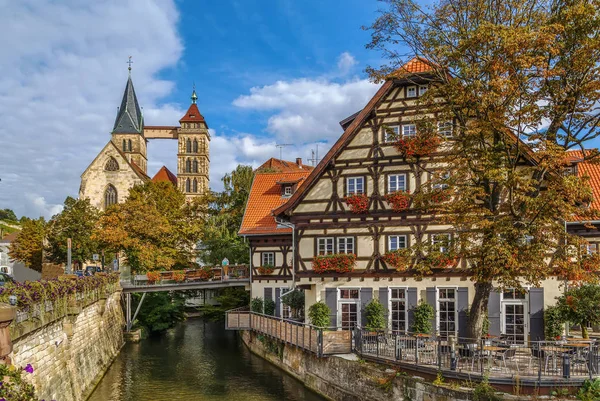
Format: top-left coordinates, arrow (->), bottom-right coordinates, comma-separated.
419,85 -> 428,96
406,86 -> 417,98
282,185 -> 293,197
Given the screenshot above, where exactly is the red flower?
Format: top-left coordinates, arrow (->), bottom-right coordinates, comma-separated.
257,266 -> 275,275
382,249 -> 412,271
393,134 -> 440,158
345,193 -> 369,214
385,190 -> 411,212
312,254 -> 356,273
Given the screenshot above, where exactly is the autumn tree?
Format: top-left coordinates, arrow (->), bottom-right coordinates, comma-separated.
198,165 -> 253,265
8,218 -> 46,272
93,181 -> 204,273
45,197 -> 101,268
366,0 -> 600,337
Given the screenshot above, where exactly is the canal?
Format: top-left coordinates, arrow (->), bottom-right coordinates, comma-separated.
88,319 -> 326,401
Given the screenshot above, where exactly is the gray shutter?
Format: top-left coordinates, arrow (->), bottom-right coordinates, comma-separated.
325,288 -> 337,328
361,288 -> 373,328
488,289 -> 501,337
457,288 -> 469,339
264,287 -> 273,301
530,288 -> 545,341
275,288 -> 281,318
407,288 -> 418,332
426,288 -> 437,335
379,287 -> 389,329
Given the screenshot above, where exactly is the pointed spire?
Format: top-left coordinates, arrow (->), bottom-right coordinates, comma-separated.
191,83 -> 198,104
112,71 -> 144,134
180,84 -> 206,126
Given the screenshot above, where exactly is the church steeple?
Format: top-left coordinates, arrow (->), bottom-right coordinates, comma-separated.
112,65 -> 143,135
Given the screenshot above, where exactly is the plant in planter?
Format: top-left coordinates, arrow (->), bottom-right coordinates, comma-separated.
544,304 -> 564,340
312,253 -> 356,273
393,133 -> 441,158
308,301 -> 331,328
364,299 -> 386,331
344,193 -> 369,214
411,300 -> 435,335
257,264 -> 275,275
251,297 -> 264,313
282,289 -> 305,319
385,190 -> 411,212
382,248 -> 413,271
423,251 -> 459,269
264,298 -> 276,316
172,270 -> 186,282
146,271 -> 161,284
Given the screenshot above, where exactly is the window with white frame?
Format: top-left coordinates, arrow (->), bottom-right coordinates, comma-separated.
317,238 -> 334,255
502,288 -> 526,300
346,176 -> 364,195
432,172 -> 450,190
388,235 -> 407,251
388,174 -> 407,193
283,185 -> 292,196
582,243 -> 598,254
262,252 -> 274,266
406,86 -> 417,98
402,124 -> 417,137
339,289 -> 360,330
438,288 -> 457,339
419,85 -> 428,96
384,125 -> 400,142
390,288 -> 407,333
438,121 -> 453,138
432,233 -> 451,253
337,237 -> 355,254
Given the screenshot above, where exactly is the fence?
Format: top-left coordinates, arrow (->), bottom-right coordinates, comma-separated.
354,329 -> 600,382
226,307 -> 351,356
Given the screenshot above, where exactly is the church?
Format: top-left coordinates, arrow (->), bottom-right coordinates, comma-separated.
79,67 -> 210,209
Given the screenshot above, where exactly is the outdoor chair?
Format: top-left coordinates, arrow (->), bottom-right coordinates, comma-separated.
493,347 -> 518,372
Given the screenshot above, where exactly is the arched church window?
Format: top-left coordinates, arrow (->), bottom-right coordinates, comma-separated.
128,139 -> 132,152
193,160 -> 198,173
122,140 -> 126,151
193,139 -> 198,153
185,178 -> 191,193
193,179 -> 198,193
186,139 -> 192,153
104,185 -> 118,208
105,157 -> 119,171
186,159 -> 191,173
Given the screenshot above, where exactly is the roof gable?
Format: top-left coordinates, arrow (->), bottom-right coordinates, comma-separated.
152,166 -> 178,186
179,103 -> 206,124
80,140 -> 149,182
113,76 -> 143,134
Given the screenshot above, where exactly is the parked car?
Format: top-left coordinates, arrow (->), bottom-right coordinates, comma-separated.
85,266 -> 103,276
0,272 -> 15,286
74,270 -> 84,277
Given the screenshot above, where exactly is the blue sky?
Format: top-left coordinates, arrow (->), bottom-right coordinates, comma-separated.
0,0 -> 385,218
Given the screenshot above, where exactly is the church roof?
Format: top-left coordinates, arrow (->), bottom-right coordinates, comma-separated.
152,166 -> 178,186
113,76 -> 144,134
179,103 -> 206,124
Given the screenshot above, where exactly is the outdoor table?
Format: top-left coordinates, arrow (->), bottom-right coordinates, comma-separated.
541,346 -> 571,373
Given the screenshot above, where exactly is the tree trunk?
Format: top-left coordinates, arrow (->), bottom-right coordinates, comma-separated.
467,281 -> 494,339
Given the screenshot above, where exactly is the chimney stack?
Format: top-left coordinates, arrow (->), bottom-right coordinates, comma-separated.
296,158 -> 303,168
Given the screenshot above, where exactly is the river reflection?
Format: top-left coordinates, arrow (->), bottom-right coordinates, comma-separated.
88,319 -> 325,401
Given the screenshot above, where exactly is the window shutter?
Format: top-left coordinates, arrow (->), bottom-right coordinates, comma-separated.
426,288 -> 437,335
264,287 -> 273,301
361,288 -> 373,328
457,288 -> 469,338
487,289 -> 501,337
275,288 -> 281,318
379,287 -> 389,328
529,288 -> 545,341
324,288 -> 338,328
407,288 -> 418,332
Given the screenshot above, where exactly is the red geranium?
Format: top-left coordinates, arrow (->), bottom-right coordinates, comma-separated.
312,254 -> 356,273
345,193 -> 369,214
382,249 -> 412,271
386,190 -> 411,212
394,134 -> 440,158
257,265 -> 275,275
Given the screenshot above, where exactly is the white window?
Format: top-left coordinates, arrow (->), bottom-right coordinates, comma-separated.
402,124 -> 417,137
262,252 -> 274,266
284,186 -> 292,196
438,121 -> 453,138
346,177 -> 364,195
432,172 -> 450,190
317,238 -> 334,255
419,85 -> 428,96
337,237 -> 355,254
390,288 -> 407,333
338,289 -> 360,330
388,235 -> 407,251
432,234 -> 451,253
406,86 -> 417,98
384,125 -> 400,142
388,174 -> 407,192
437,288 -> 457,339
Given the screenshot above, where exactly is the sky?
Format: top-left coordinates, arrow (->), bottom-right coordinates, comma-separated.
0,0 -> 386,219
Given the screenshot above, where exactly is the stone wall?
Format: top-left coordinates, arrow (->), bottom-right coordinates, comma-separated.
11,291 -> 125,401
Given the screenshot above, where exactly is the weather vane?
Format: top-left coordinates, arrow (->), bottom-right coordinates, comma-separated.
127,56 -> 133,73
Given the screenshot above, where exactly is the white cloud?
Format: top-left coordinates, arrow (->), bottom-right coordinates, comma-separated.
0,0 -> 184,219
337,52 -> 357,75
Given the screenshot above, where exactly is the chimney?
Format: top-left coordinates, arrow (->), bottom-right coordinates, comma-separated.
296,158 -> 303,168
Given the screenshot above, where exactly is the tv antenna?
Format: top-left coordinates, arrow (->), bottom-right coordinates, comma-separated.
308,144 -> 321,166
276,143 -> 292,159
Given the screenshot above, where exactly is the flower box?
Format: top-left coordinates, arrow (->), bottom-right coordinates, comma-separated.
424,252 -> 459,269
344,193 -> 369,214
312,254 -> 356,273
257,265 -> 275,275
385,190 -> 411,212
382,249 -> 413,271
393,134 -> 440,158
146,271 -> 161,284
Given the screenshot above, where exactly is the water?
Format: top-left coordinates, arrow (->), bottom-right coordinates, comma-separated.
88,319 -> 326,401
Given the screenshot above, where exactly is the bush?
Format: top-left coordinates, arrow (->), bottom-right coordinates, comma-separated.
364,299 -> 386,331
545,304 -> 564,340
251,297 -> 264,313
264,298 -> 276,316
0,363 -> 41,400
308,301 -> 331,327
133,292 -> 185,333
282,289 -> 305,319
578,378 -> 600,401
411,300 -> 435,334
472,378 -> 501,401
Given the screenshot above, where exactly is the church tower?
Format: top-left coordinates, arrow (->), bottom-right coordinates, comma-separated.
110,69 -> 148,173
176,88 -> 210,200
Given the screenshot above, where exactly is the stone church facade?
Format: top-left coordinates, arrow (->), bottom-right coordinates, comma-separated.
80,72 -> 210,209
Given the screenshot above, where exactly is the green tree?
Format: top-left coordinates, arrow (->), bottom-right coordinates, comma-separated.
366,0 -> 600,338
0,209 -> 17,222
264,298 -> 276,316
45,197 -> 100,269
8,218 -> 46,272
200,287 -> 250,320
557,284 -> 600,339
251,297 -> 264,313
308,301 -> 331,328
132,292 -> 185,334
545,305 -> 565,340
364,299 -> 387,331
281,289 -> 305,319
411,301 -> 434,334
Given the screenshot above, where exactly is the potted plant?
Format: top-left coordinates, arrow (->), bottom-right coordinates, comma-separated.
312,253 -> 356,273
264,298 -> 276,316
385,190 -> 411,212
257,264 -> 275,275
251,297 -> 264,313
308,301 -> 331,328
545,304 -> 565,340
411,300 -> 434,335
364,299 -> 386,332
393,133 -> 440,158
146,271 -> 160,284
382,248 -> 413,271
344,193 -> 369,213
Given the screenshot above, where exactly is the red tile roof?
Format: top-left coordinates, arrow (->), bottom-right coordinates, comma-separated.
179,103 -> 206,123
239,170 -> 311,236
152,166 -> 178,186
256,158 -> 313,173
567,150 -> 600,213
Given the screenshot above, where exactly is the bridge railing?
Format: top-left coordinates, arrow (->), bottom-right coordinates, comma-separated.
120,265 -> 249,287
226,308 -> 351,357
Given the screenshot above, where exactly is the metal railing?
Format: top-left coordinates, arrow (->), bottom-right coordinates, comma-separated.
226,308 -> 350,357
353,329 -> 600,383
